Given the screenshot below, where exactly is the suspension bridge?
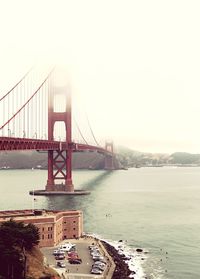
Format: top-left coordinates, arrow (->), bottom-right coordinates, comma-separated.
0,66 -> 117,195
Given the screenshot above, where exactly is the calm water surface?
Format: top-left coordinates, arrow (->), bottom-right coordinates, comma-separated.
0,167 -> 200,279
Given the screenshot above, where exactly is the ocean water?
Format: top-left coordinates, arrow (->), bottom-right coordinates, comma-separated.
0,167 -> 200,279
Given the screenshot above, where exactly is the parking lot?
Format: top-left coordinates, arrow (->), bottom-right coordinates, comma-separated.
41,238 -> 111,278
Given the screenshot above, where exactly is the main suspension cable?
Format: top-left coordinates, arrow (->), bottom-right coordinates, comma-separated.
86,113 -> 100,146
73,116 -> 88,145
0,66 -> 33,102
0,67 -> 55,131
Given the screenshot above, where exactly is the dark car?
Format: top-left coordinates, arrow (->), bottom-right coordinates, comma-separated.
68,258 -> 82,264
57,261 -> 66,268
55,255 -> 65,260
93,255 -> 105,261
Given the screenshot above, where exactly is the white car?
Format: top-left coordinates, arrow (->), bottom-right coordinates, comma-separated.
57,261 -> 66,268
53,249 -> 65,255
60,242 -> 76,252
91,268 -> 102,275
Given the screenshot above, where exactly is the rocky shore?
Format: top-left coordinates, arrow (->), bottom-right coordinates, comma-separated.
102,240 -> 133,279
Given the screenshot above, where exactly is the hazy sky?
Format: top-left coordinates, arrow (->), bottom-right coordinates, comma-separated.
0,0 -> 200,153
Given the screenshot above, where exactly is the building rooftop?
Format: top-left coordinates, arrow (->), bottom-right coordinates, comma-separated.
0,209 -> 81,221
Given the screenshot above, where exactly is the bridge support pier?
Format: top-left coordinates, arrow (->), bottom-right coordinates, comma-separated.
45,149 -> 74,192
65,179 -> 74,192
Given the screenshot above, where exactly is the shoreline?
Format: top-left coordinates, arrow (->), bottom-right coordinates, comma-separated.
101,240 -> 132,278
85,234 -> 147,279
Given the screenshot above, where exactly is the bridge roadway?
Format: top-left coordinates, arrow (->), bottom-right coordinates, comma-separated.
0,137 -> 112,155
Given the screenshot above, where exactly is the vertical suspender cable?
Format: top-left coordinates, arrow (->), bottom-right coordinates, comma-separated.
0,68 -> 54,134
31,72 -> 33,138
3,97 -> 5,136
12,87 -> 14,137
27,75 -> 29,138
35,80 -> 38,138
86,113 -> 100,146
38,84 -> 40,138
7,90 -> 9,136
19,82 -> 21,137
0,67 -> 33,102
23,78 -> 25,137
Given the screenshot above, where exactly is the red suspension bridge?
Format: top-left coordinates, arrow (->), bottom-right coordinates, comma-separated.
0,67 -> 116,195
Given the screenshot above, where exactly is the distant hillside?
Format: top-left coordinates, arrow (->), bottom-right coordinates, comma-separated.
116,147 -> 200,167
1,149 -> 200,169
116,146 -> 170,167
0,151 -> 47,169
0,150 -> 122,169
169,152 -> 200,164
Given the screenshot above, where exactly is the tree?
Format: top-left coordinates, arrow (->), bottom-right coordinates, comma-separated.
0,220 -> 40,279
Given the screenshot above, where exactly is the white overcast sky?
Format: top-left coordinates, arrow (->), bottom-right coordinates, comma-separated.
0,0 -> 200,153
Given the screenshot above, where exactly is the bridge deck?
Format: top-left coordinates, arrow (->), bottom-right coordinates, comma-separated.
0,137 -> 112,155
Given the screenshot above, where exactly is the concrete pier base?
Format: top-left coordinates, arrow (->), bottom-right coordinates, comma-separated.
29,189 -> 90,196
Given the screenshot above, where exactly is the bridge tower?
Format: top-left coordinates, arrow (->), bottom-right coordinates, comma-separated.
104,142 -> 115,170
46,79 -> 74,192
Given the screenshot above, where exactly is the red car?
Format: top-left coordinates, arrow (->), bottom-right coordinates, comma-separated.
68,258 -> 82,264
68,251 -> 78,258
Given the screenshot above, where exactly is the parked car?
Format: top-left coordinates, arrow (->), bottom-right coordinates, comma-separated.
92,263 -> 106,271
94,260 -> 107,265
58,248 -> 66,253
93,261 -> 106,267
91,251 -> 101,257
53,249 -> 65,256
90,248 -> 100,254
68,251 -> 78,259
91,268 -> 103,274
89,244 -> 98,249
69,246 -> 76,252
57,261 -> 66,268
90,247 -> 97,251
93,255 -> 105,261
68,258 -> 82,264
60,243 -> 76,252
55,254 -> 65,260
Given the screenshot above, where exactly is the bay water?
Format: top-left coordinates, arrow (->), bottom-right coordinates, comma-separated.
0,167 -> 199,279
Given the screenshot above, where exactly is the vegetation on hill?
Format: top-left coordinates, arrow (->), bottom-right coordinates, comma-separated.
26,247 -> 59,279
0,151 -> 122,169
1,149 -> 200,170
0,220 -> 59,279
116,146 -> 170,167
169,152 -> 200,164
116,147 -> 200,167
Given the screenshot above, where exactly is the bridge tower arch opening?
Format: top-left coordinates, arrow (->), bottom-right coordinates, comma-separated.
46,79 -> 74,192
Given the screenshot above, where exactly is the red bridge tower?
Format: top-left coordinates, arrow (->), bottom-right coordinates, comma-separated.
46,82 -> 74,192
104,142 -> 115,170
